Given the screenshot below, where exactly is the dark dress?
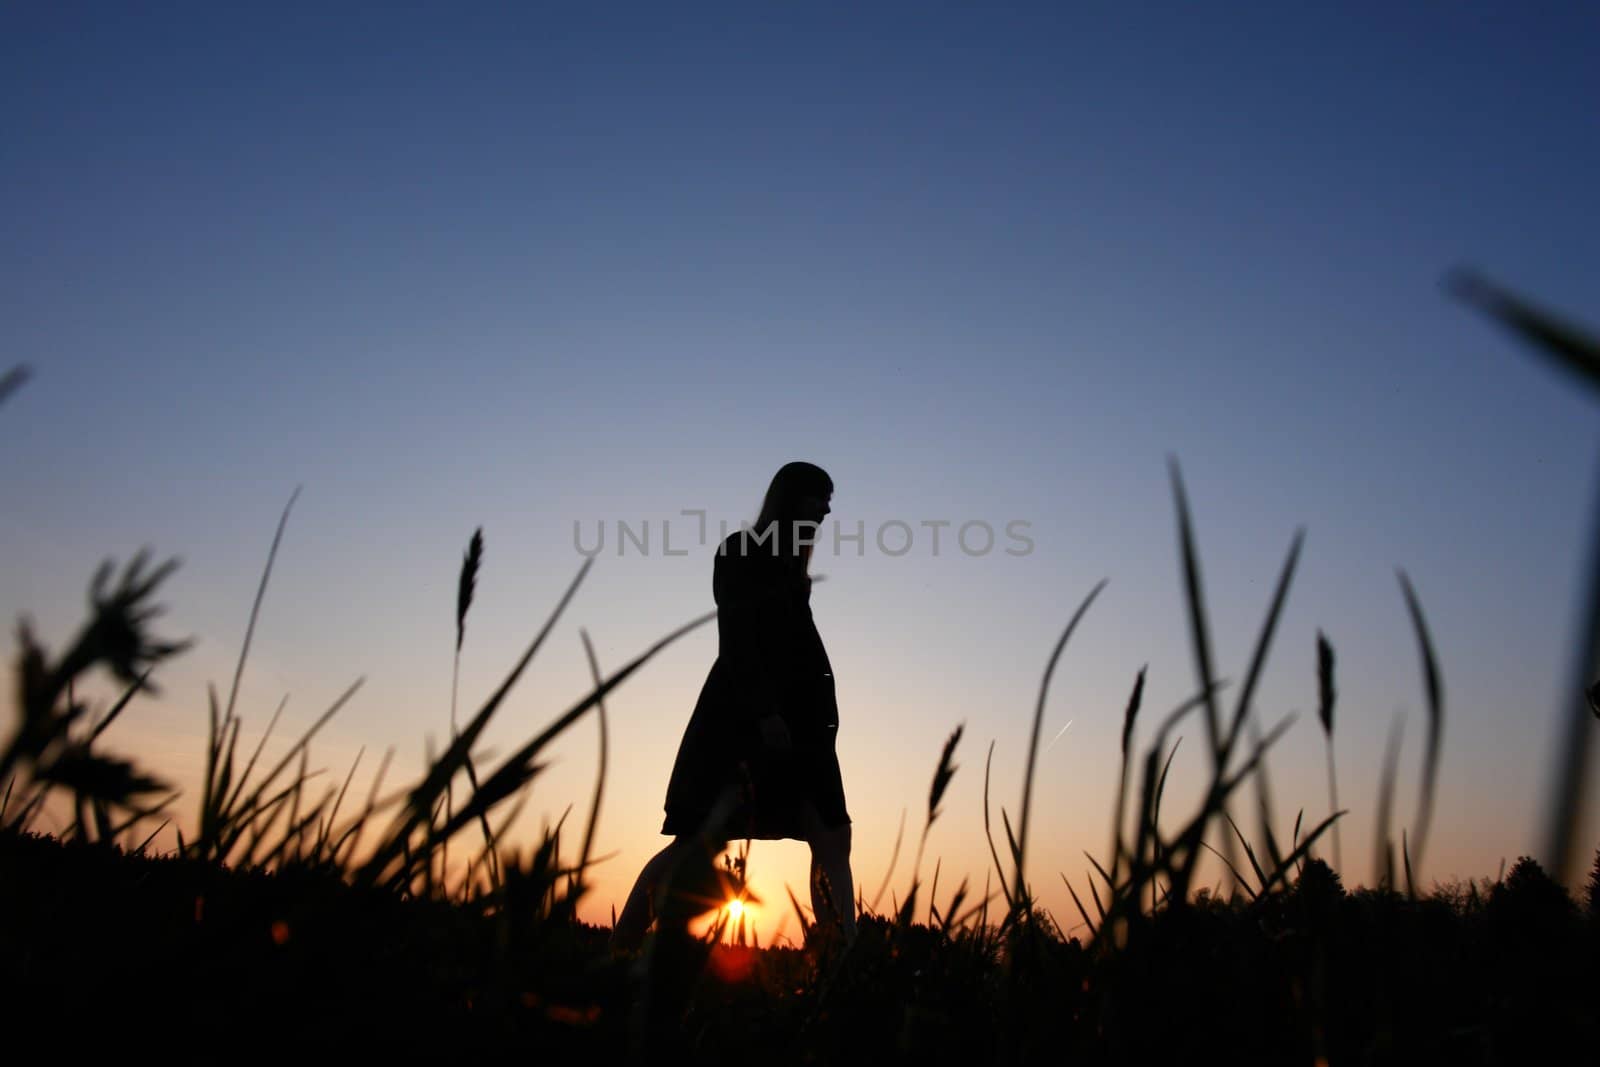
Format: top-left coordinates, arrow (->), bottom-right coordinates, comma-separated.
662,528 -> 850,840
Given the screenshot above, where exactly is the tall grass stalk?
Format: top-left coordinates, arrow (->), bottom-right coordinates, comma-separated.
1398,569 -> 1444,875
1161,460 -> 1307,900
1449,268 -> 1600,883
868,807 -> 906,913
223,488 -> 298,727
1317,631 -> 1341,871
1374,713 -> 1405,889
1013,580 -> 1105,912
446,528 -> 493,885
981,741 -> 1014,911
1106,666 -> 1146,890
572,627 -> 609,901
899,724 -> 963,926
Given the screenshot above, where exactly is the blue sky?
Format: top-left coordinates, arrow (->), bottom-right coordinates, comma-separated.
4,2 -> 1598,936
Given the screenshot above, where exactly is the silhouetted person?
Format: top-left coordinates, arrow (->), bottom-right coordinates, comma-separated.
611,461 -> 855,952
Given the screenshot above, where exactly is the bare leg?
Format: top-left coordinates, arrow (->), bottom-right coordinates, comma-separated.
611,836 -> 691,953
805,813 -> 856,941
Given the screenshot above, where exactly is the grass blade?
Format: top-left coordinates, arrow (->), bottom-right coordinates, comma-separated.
1224,812 -> 1267,894
870,807 -> 907,913
221,694 -> 288,818
316,746 -> 364,859
1109,666 -> 1147,887
785,883 -> 813,941
1083,866 -> 1106,923
1152,737 -> 1183,835
1447,268 -> 1600,396
133,818 -> 170,855
1402,829 -> 1415,899
1016,580 -> 1106,909
1061,873 -> 1097,938
1397,570 -> 1443,874
1169,459 -> 1221,760
981,741 -> 1014,909
225,489 -> 300,728
1291,808 -> 1305,876
86,669 -> 152,743
233,679 -> 364,825
367,605 -> 716,885
1374,713 -> 1405,890
1254,809 -> 1347,899
1198,841 -> 1257,901
1448,270 -> 1600,881
1084,850 -> 1113,892
379,557 -> 596,865
573,628 -> 610,902
940,876 -> 970,936
1223,529 -> 1305,758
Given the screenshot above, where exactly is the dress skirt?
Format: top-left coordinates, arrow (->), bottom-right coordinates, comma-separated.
661,530 -> 850,840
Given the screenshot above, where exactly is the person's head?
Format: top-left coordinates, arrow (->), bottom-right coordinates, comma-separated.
754,461 -> 833,566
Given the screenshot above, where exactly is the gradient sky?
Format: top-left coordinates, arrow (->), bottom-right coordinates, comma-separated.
4,2 -> 1599,942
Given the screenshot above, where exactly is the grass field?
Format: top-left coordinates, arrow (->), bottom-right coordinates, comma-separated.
4,274 -> 1600,1062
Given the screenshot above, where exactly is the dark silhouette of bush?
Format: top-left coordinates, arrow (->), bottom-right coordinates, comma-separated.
1429,876 -> 1493,917
1479,856 -> 1585,1061
1488,856 -> 1576,933
1296,856 -> 1345,903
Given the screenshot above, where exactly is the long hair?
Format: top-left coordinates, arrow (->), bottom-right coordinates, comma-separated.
752,461 -> 833,571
